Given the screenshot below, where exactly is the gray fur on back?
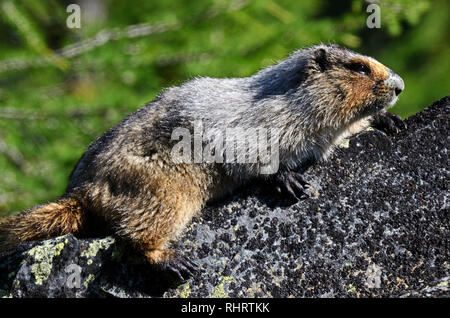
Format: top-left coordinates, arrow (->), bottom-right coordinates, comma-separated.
68,44 -> 371,189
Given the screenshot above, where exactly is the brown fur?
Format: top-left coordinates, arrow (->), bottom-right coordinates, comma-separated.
0,45 -> 403,269
0,198 -> 83,251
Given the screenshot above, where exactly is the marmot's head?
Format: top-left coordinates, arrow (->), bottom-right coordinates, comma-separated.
302,44 -> 404,127
252,44 -> 404,129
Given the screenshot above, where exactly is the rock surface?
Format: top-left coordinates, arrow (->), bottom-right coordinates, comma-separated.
0,96 -> 449,298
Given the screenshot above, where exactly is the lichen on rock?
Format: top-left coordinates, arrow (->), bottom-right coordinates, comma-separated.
27,236 -> 67,285
80,237 -> 115,259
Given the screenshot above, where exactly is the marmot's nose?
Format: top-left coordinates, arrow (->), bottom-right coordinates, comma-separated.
386,69 -> 404,96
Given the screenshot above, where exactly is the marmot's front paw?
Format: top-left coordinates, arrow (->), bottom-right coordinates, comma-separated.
271,171 -> 310,202
372,111 -> 407,135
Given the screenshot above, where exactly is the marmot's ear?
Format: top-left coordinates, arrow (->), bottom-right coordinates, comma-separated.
313,48 -> 330,72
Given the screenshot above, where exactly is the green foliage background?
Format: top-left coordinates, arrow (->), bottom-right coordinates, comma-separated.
0,0 -> 448,216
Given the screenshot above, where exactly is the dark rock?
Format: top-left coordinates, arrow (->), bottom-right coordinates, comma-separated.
0,234 -> 185,297
0,96 -> 449,298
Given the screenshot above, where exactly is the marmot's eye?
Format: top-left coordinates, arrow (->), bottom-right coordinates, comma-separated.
348,63 -> 371,75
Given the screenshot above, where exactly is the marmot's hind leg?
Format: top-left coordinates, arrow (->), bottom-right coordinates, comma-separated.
115,194 -> 202,282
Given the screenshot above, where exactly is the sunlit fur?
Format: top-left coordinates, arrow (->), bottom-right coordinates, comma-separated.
0,44 -> 403,266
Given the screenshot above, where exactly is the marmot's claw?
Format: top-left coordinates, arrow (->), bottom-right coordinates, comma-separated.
292,172 -> 310,188
160,253 -> 199,282
372,112 -> 407,135
180,256 -> 199,274
390,113 -> 407,130
272,171 -> 309,202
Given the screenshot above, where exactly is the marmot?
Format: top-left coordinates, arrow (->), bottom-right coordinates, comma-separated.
0,44 -> 405,281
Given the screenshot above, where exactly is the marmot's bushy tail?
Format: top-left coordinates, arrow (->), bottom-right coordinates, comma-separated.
0,197 -> 84,252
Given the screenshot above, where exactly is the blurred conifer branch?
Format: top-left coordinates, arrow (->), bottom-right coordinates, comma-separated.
0,0 -> 249,74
